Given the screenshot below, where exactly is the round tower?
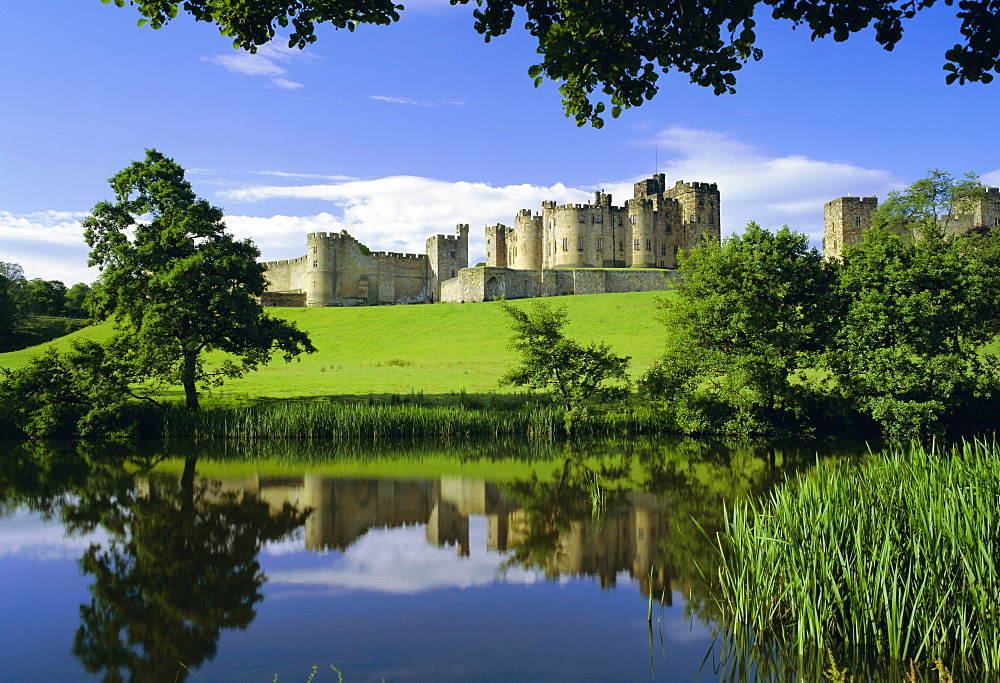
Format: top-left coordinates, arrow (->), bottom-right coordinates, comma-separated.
514,209 -> 543,270
628,198 -> 657,268
305,232 -> 338,306
550,205 -> 586,268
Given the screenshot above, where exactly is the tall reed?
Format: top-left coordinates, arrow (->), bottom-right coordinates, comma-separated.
712,439 -> 1000,673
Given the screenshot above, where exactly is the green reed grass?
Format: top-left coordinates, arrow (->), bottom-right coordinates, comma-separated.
161,401 -> 565,440
712,439 -> 1000,673
151,400 -> 677,441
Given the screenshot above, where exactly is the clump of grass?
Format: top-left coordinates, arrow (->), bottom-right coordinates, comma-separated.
712,439 -> 1000,673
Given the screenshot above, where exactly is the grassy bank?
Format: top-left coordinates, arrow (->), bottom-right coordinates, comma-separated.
713,439 -> 1000,673
0,316 -> 90,353
0,292 -> 667,397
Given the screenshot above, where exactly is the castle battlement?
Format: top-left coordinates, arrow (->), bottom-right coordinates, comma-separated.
373,251 -> 425,260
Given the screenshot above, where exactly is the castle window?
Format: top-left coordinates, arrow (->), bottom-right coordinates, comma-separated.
690,214 -> 696,223
619,241 -> 624,252
596,237 -> 603,251
577,237 -> 584,251
855,217 -> 862,228
633,239 -> 640,251
312,246 -> 318,254
450,250 -> 456,258
579,214 -> 586,222
698,197 -> 704,206
673,245 -> 679,258
617,217 -> 622,225
630,216 -> 637,225
646,239 -> 651,250
708,215 -> 714,225
594,215 -> 602,223
660,243 -> 666,255
451,270 -> 456,277
313,260 -> 318,268
562,238 -> 569,251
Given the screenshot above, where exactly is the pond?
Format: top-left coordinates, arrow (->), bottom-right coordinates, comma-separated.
0,437 -> 860,680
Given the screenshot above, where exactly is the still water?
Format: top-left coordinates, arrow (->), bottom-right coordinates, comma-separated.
0,437 -> 854,680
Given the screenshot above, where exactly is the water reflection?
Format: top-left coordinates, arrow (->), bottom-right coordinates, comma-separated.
0,436 -> 860,680
1,444 -> 310,681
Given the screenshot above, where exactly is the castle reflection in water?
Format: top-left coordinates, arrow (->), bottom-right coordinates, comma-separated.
199,474 -> 673,598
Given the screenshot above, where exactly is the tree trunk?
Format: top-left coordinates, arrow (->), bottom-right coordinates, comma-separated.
182,350 -> 200,411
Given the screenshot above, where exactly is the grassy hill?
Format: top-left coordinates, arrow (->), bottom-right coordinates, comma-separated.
0,292 -> 670,401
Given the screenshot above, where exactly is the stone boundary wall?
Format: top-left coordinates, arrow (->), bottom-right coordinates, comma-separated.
439,266 -> 678,303
260,291 -> 307,307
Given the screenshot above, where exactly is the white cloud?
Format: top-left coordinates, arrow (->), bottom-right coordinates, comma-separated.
220,176 -> 590,263
370,95 -> 465,107
0,510 -> 107,562
266,521 -> 542,594
251,170 -> 358,182
0,210 -> 95,283
981,168 -> 1000,187
204,41 -> 316,89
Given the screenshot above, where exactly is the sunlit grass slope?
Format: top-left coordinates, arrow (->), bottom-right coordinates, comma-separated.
0,292 -> 670,399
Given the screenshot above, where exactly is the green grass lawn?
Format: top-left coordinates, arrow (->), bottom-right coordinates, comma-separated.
0,292 -> 670,400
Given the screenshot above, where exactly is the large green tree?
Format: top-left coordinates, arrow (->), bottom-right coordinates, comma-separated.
0,262 -> 27,337
102,0 -> 1000,126
829,223 -> 1000,437
83,149 -> 316,411
641,223 -> 838,435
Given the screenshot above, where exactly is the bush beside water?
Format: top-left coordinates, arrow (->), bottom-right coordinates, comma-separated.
713,440 -> 1000,673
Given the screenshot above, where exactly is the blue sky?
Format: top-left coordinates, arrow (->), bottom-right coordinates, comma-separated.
1,0 -> 998,284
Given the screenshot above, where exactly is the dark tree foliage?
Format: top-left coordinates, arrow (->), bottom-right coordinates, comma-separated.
65,282 -> 94,319
83,149 -> 316,411
0,262 -> 27,336
103,0 -> 1000,125
829,224 -> 1000,437
23,278 -> 68,317
0,339 -> 161,439
641,223 -> 837,435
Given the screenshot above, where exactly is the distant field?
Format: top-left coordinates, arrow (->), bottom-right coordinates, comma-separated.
0,292 -> 671,401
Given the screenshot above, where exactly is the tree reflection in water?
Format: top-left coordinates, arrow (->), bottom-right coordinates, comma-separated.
0,443 -> 309,682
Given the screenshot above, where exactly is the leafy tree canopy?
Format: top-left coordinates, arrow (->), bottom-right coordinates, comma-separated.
497,298 -> 630,421
871,169 -> 990,234
641,223 -> 837,435
830,222 -> 1000,437
83,149 -> 316,411
102,0 -> 1000,126
0,262 -> 27,337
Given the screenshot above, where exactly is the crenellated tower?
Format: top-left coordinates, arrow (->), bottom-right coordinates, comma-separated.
426,224 -> 469,301
485,224 -> 509,268
823,196 -> 877,260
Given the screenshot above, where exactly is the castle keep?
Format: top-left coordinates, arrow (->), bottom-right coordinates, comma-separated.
260,174 -> 720,305
443,174 -> 720,302
823,187 -> 1000,259
486,173 -> 720,270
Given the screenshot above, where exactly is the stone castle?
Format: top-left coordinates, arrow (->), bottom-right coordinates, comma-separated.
261,225 -> 469,306
823,186 -> 1000,259
261,174 -> 720,305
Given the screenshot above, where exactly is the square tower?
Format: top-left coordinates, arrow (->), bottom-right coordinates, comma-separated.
426,224 -> 469,301
823,196 -> 877,259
